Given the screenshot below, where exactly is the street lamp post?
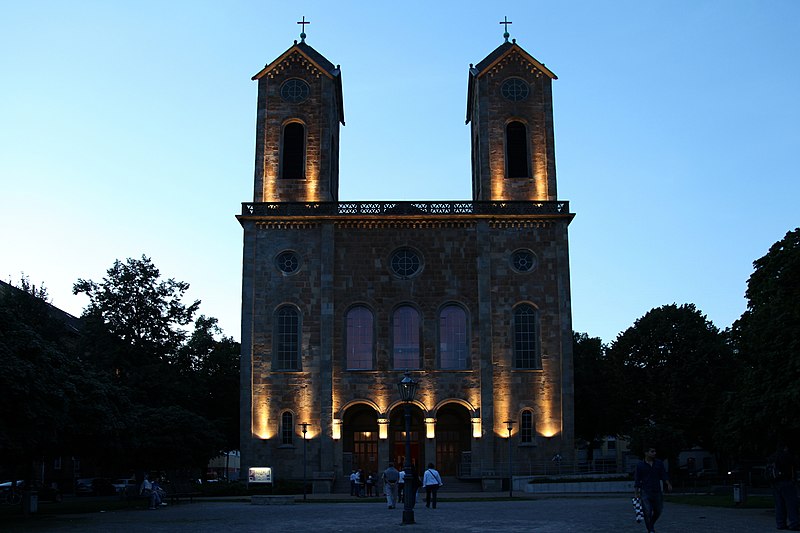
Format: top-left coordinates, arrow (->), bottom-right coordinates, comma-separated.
398,373 -> 419,525
299,422 -> 309,501
504,420 -> 516,498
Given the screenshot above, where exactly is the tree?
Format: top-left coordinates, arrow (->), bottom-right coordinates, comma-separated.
72,257 -> 236,476
177,316 -> 240,453
573,332 -> 620,460
0,277 -> 120,479
723,228 -> 800,455
606,304 -> 733,453
73,255 -> 200,358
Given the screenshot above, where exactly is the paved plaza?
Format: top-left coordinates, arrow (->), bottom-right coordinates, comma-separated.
6,496 -> 777,533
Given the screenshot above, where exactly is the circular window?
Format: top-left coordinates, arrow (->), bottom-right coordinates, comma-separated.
501,78 -> 529,102
390,248 -> 422,278
275,250 -> 300,274
280,79 -> 310,103
511,249 -> 537,273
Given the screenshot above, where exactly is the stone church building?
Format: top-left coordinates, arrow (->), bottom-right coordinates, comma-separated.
238,28 -> 575,491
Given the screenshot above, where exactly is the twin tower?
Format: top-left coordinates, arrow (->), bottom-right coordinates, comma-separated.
249,34 -> 559,204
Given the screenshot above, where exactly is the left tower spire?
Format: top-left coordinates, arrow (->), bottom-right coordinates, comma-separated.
251,28 -> 344,203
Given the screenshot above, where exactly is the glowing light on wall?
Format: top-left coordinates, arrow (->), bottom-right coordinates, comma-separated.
471,417 -> 482,438
332,418 -> 342,440
540,427 -> 558,438
378,418 -> 389,440
425,418 -> 436,439
254,398 -> 271,439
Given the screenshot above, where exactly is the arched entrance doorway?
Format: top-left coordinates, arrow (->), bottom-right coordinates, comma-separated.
342,404 -> 379,475
435,403 -> 472,476
389,404 -> 424,471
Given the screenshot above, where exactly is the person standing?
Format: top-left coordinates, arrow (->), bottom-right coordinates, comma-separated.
382,462 -> 400,509
397,468 -> 405,503
423,463 -> 443,509
769,442 -> 799,530
634,446 -> 672,533
349,470 -> 357,496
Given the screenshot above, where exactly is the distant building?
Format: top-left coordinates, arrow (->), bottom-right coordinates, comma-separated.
238,27 -> 575,491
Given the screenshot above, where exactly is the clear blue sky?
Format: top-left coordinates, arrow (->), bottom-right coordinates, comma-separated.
2,1 -> 798,344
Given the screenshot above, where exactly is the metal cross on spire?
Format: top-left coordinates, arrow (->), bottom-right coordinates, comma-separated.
297,16 -> 310,42
499,16 -> 512,42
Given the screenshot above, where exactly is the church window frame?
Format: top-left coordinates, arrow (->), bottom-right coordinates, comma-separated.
273,305 -> 302,371
438,304 -> 469,370
511,249 -> 537,273
275,250 -> 301,275
280,120 -> 306,180
280,411 -> 295,446
345,305 -> 375,370
505,120 -> 531,179
392,304 -> 422,370
280,78 -> 310,103
513,303 -> 541,370
501,77 -> 530,102
520,409 -> 535,444
389,247 -> 423,279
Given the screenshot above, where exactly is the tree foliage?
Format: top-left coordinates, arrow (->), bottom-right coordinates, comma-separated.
606,303 -> 733,452
0,258 -> 240,481
722,228 -> 800,455
573,332 -> 619,449
74,255 -> 200,356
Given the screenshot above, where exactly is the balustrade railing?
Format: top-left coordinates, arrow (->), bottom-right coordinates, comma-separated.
241,200 -> 570,217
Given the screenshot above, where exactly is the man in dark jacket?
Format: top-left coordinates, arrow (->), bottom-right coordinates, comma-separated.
634,446 -> 672,533
770,443 -> 799,530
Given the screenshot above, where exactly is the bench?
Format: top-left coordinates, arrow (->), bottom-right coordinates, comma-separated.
165,481 -> 202,504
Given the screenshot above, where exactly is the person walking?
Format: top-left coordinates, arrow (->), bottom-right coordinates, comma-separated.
422,463 -> 443,509
382,462 -> 400,509
634,446 -> 672,533
769,442 -> 799,530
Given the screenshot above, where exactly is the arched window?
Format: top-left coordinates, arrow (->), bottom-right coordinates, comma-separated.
281,122 -> 305,179
505,121 -> 529,178
274,306 -> 301,370
513,304 -> 540,369
346,306 -> 374,370
393,305 -> 420,370
439,305 -> 468,370
520,410 -> 535,443
281,411 -> 294,445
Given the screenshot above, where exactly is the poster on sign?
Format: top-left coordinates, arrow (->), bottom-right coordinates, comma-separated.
248,467 -> 273,484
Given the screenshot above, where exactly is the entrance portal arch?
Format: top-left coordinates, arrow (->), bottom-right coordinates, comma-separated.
435,403 -> 472,476
342,404 -> 379,475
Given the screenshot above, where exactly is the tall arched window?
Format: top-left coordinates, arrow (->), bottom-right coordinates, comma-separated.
505,121 -> 529,178
346,306 -> 374,370
281,122 -> 305,179
281,411 -> 294,445
393,305 -> 420,370
439,305 -> 468,370
274,305 -> 301,370
513,304 -> 540,369
520,410 -> 535,443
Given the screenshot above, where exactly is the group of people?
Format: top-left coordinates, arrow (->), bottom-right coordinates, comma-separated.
349,469 -> 385,497
139,475 -> 167,510
382,462 -> 443,509
350,462 -> 443,509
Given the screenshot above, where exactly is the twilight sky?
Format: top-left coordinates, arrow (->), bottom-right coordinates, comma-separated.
1,1 -> 798,344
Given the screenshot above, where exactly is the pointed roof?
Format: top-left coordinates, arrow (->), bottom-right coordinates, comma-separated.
473,40 -> 557,80
252,40 -> 339,80
466,40 -> 557,124
252,40 -> 344,126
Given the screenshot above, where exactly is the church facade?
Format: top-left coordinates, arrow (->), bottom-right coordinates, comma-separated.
238,29 -> 575,491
